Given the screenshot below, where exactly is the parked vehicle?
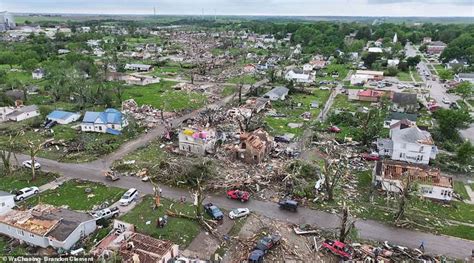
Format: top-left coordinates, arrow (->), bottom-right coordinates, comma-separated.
22,160 -> 41,170
14,187 -> 39,201
442,97 -> 451,104
204,203 -> 224,220
361,152 -> 380,161
322,239 -> 354,260
104,171 -> 120,181
278,199 -> 298,212
119,188 -> 138,206
226,190 -> 250,202
255,234 -> 281,252
328,126 -> 341,133
90,207 -> 119,219
229,208 -> 250,219
248,249 -> 265,263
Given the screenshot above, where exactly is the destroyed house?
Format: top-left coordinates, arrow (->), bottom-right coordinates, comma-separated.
235,129 -> 273,164
0,204 -> 97,250
119,233 -> 179,263
391,92 -> 418,113
373,160 -> 453,201
178,128 -> 216,155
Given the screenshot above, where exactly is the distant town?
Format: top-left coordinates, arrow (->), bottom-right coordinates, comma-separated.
0,9 -> 473,263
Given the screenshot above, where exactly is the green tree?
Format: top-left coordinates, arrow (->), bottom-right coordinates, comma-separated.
0,51 -> 18,69
438,69 -> 453,81
456,141 -> 474,165
434,109 -> 473,141
21,58 -> 39,71
454,82 -> 473,100
406,55 -> 421,68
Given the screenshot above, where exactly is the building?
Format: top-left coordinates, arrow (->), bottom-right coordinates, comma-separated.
93,220 -> 179,263
124,63 -> 153,72
373,160 -> 453,201
391,92 -> 418,113
81,108 -> 128,134
377,121 -> 437,165
454,73 -> 474,84
124,75 -> 160,86
387,59 -> 400,67
0,11 -> 15,32
384,112 -> 418,128
445,59 -> 469,70
178,128 -> 216,155
47,110 -> 81,125
32,68 -> 45,79
0,191 -> 15,215
348,89 -> 391,102
6,105 -> 40,122
262,86 -> 289,101
422,37 -> 432,44
234,129 -> 273,164
0,204 -> 97,250
427,41 -> 447,55
285,69 -> 313,83
368,47 -> 383,53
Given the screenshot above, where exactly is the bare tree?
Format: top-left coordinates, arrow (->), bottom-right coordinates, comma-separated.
26,139 -> 46,181
0,133 -> 20,176
321,143 -> 349,201
238,81 -> 243,104
338,202 -> 355,243
394,173 -> 416,223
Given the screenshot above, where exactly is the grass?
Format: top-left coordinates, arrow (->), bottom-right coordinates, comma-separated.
0,170 -> 58,192
120,195 -> 201,248
113,139 -> 168,172
416,109 -> 433,128
228,75 -> 258,85
123,81 -> 207,111
151,65 -> 185,78
331,94 -> 371,113
412,71 -> 422,82
397,71 -> 413,82
26,180 -> 126,211
317,64 -> 350,81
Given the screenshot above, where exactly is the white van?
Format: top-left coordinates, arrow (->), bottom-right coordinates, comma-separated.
119,188 -> 138,206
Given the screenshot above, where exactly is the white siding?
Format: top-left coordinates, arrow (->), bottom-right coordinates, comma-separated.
0,196 -> 15,215
391,142 -> 432,165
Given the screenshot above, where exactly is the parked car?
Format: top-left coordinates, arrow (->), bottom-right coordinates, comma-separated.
361,152 -> 380,161
226,190 -> 250,202
90,207 -> 119,219
229,208 -> 250,219
119,188 -> 138,206
278,199 -> 298,212
14,186 -> 39,201
22,160 -> 41,170
328,126 -> 341,133
450,102 -> 460,109
442,97 -> 451,104
248,249 -> 265,263
204,203 -> 224,220
322,239 -> 354,260
255,234 -> 281,252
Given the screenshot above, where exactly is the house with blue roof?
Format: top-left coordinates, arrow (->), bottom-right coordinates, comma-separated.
47,110 -> 81,125
80,109 -> 128,135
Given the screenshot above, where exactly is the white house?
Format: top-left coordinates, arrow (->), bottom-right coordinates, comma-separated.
124,63 -> 153,72
32,68 -> 45,79
454,73 -> 474,84
0,107 -> 15,121
0,191 -> 15,215
179,128 -> 216,155
285,69 -> 312,83
350,74 -> 370,86
0,204 -> 97,250
377,121 -> 437,165
262,86 -> 289,101
373,160 -> 453,201
81,108 -> 128,134
47,110 -> 81,125
7,105 -> 40,122
368,47 -> 383,53
124,75 -> 160,86
387,59 -> 400,67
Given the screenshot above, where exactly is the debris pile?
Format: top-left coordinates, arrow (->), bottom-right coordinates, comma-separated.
121,99 -> 176,128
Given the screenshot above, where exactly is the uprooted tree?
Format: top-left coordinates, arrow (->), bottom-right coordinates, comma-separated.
338,202 -> 355,243
320,143 -> 349,201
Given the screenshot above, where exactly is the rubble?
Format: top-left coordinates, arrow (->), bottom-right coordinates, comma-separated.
121,99 -> 176,128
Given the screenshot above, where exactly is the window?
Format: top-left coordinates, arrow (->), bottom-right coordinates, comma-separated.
0,202 -> 4,207
420,146 -> 424,152
17,229 -> 24,236
29,233 -> 35,238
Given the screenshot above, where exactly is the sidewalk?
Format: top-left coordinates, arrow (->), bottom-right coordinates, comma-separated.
38,176 -> 70,193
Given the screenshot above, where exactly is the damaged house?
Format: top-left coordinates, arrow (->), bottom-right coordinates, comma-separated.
178,128 -> 217,155
262,86 -> 289,101
0,204 -> 97,250
234,128 -> 273,164
377,121 -> 437,165
373,160 -> 453,201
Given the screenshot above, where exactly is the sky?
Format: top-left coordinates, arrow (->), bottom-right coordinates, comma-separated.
1,0 -> 473,17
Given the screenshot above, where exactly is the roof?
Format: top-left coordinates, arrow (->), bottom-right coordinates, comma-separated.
47,110 -> 79,121
82,108 -> 122,124
391,126 -> 433,145
33,68 -> 45,74
7,105 -> 38,118
375,160 -> 452,188
264,86 -> 289,98
457,73 -> 474,79
119,233 -> 175,263
428,41 -> 446,47
0,204 -> 94,240
355,70 -> 384,76
357,89 -> 387,98
387,112 -> 418,122
392,92 -> 417,106
0,191 -> 14,197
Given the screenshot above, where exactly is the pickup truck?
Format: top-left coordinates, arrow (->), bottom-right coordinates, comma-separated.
204,203 -> 224,220
90,207 -> 119,219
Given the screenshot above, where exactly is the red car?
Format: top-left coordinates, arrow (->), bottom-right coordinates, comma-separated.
362,152 -> 380,161
226,190 -> 250,202
322,239 -> 354,260
328,126 -> 341,133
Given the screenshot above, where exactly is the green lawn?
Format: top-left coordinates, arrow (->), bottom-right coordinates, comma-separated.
0,170 -> 58,192
151,65 -> 185,78
228,75 -> 258,85
123,81 -> 207,111
113,139 -> 168,173
412,71 -> 422,82
26,180 -> 126,211
120,196 -> 201,248
397,71 -> 413,82
331,94 -> 371,112
317,64 -> 350,81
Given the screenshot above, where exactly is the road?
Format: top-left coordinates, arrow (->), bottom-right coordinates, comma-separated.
9,75 -> 474,259
405,43 -> 474,143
